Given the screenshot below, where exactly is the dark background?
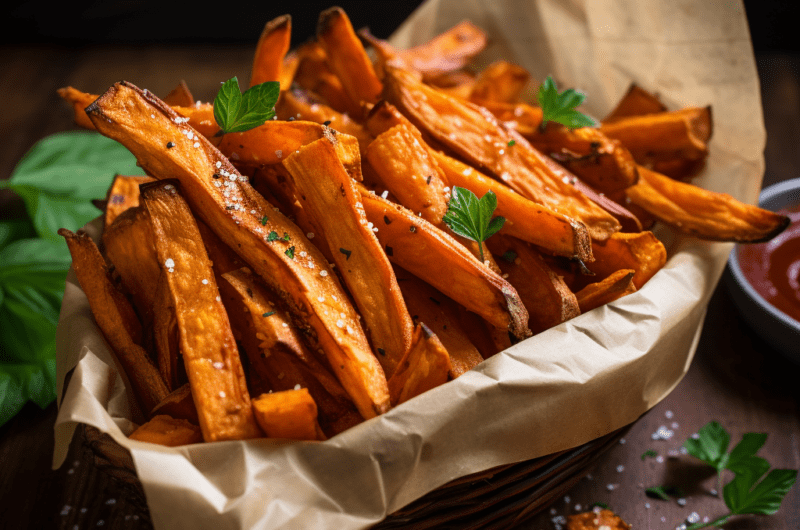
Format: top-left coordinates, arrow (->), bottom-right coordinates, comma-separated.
4,0 -> 800,52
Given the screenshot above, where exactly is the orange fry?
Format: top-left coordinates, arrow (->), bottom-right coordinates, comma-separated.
128,415 -> 202,446
388,324 -> 451,406
250,15 -> 292,89
575,269 -> 637,314
252,389 -> 326,441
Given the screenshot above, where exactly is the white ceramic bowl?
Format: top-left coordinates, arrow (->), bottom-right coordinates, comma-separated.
726,178 -> 800,361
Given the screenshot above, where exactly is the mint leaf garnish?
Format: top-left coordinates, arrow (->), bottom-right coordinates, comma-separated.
442,186 -> 505,263
537,76 -> 597,131
213,77 -> 279,134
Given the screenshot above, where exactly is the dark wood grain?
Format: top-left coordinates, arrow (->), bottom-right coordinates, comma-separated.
0,46 -> 798,530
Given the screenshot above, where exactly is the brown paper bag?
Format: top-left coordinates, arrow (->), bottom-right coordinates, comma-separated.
53,1 -> 763,528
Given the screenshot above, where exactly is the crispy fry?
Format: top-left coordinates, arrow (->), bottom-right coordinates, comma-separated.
221,267 -> 362,435
56,86 -> 97,129
250,15 -> 292,89
626,165 -> 790,243
129,415 -> 203,446
317,7 -> 382,108
162,80 -> 194,107
59,228 -> 168,415
382,66 -> 621,240
103,175 -> 154,227
468,60 -> 530,104
388,324 -> 451,406
150,384 -> 199,424
359,190 -> 531,339
366,124 -> 450,226
579,231 -> 667,291
86,81 -> 390,419
139,180 -> 261,441
394,267 -> 483,378
575,269 -> 637,313
603,83 -> 667,123
293,41 -> 362,116
284,137 -> 414,377
433,151 -> 593,260
252,389 -> 325,441
487,234 -> 581,335
152,270 -> 180,391
397,20 -> 488,80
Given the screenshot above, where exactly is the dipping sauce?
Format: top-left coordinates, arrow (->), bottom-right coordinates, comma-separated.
738,203 -> 800,323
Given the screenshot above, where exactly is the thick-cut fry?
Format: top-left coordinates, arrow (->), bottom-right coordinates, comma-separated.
58,228 -> 168,415
275,89 -> 372,153
394,267 -> 483,378
525,125 -> 640,197
366,124 -> 450,226
250,15 -> 292,88
382,66 -> 621,240
252,390 -> 325,441
150,384 -> 199,424
293,41 -> 362,116
139,181 -> 262,442
487,234 -> 581,335
128,415 -> 203,446
284,137 -> 414,377
103,175 -> 154,227
575,269 -> 637,314
163,80 -> 194,107
396,20 -> 488,80
388,324 -> 451,406
603,83 -> 667,123
57,86 -> 97,129
626,165 -> 790,243
468,60 -> 530,104
600,107 -> 712,178
221,267 -> 362,435
359,190 -> 531,339
578,231 -> 667,291
433,151 -> 593,260
317,7 -> 382,108
152,271 -> 180,391
86,81 -> 390,419
102,205 -> 160,324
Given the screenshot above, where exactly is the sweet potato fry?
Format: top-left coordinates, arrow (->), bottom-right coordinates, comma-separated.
221,267 -> 362,435
150,384 -> 198,424
283,137 -> 414,377
152,271 -> 180,391
626,165 -> 790,243
578,230 -> 667,291
250,15 -> 292,88
575,269 -> 637,314
486,234 -> 581,335
468,60 -> 530,104
388,324 -> 451,406
359,190 -> 531,339
366,124 -> 450,226
86,81 -> 390,419
602,83 -> 667,123
252,389 -> 325,441
275,88 -> 372,153
433,151 -> 593,260
292,41 -> 362,116
128,415 -> 202,446
138,180 -> 262,441
103,175 -> 154,227
396,20 -> 488,80
382,66 -> 621,240
59,228 -> 168,415
162,80 -> 194,108
394,267 -> 483,378
317,7 -> 382,108
57,86 -> 96,129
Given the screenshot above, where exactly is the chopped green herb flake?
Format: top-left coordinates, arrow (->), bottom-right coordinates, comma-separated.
641,449 -> 658,461
589,502 -> 609,510
262,311 -> 275,318
283,232 -> 290,241
285,246 -> 295,258
377,348 -> 386,356
267,231 -> 278,241
507,139 -> 516,147
261,216 -> 268,226
339,248 -> 352,260
501,250 -> 517,263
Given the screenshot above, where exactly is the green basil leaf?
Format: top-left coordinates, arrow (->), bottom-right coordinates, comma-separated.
537,76 -> 597,130
0,220 -> 35,251
213,78 -> 244,133
684,421 -> 731,471
213,77 -> 279,134
725,467 -> 798,515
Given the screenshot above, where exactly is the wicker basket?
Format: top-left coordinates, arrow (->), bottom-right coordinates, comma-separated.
82,422 -> 629,529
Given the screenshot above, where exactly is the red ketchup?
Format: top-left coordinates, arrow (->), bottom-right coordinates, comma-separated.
738,204 -> 800,323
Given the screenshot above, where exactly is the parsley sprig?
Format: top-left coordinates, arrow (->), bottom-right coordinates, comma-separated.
681,421 -> 797,528
537,75 -> 597,132
442,186 -> 505,263
213,77 -> 280,135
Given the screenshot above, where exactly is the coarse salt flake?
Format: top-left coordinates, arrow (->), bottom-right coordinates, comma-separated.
164,258 -> 175,269
275,150 -> 283,158
320,270 -> 328,277
202,279 -> 209,285
213,362 -> 224,369
294,384 -> 301,391
336,319 -> 345,328
318,296 -> 325,302
219,391 -> 226,398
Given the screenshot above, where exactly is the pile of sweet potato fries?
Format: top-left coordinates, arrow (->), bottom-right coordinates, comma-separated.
57,7 -> 788,445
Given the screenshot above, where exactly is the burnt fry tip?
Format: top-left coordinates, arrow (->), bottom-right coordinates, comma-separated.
317,6 -> 345,36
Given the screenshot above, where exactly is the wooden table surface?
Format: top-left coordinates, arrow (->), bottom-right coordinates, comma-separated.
0,44 -> 798,530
